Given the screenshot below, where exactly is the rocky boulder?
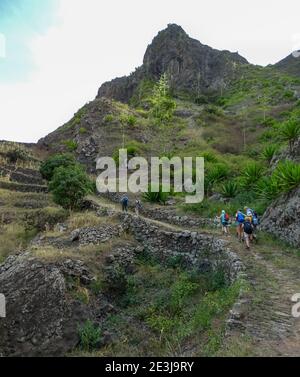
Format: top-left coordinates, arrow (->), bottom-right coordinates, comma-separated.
0,253 -> 93,357
261,186 -> 300,247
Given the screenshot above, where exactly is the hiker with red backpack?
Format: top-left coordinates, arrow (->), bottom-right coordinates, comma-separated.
220,210 -> 230,236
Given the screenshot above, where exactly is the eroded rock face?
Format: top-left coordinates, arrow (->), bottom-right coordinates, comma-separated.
97,24 -> 248,102
0,253 -> 92,357
261,187 -> 300,247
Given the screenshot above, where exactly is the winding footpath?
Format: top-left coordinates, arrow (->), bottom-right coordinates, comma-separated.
90,195 -> 300,356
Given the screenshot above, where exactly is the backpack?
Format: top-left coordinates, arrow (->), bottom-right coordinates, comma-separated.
237,212 -> 245,223
244,221 -> 253,235
121,197 -> 128,205
225,213 -> 229,222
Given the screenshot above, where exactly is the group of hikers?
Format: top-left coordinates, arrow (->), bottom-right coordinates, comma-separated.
218,207 -> 259,249
121,195 -> 259,250
120,195 -> 142,216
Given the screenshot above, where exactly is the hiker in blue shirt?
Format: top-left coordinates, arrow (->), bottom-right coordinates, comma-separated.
220,210 -> 230,235
235,209 -> 245,242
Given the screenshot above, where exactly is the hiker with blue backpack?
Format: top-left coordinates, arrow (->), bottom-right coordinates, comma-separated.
121,195 -> 129,213
235,209 -> 245,242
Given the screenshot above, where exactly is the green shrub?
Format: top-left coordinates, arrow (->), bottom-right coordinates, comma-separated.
40,153 -> 76,181
104,114 -> 114,123
63,139 -> 78,152
78,320 -> 101,351
120,114 -> 137,127
49,165 -> 93,210
168,275 -> 199,315
112,143 -> 142,166
6,148 -> 30,163
202,151 -> 218,163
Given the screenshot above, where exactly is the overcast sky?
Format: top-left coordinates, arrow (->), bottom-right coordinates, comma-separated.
1,0 -> 300,142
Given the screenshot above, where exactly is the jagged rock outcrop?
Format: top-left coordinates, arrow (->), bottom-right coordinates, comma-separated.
261,186 -> 300,247
274,52 -> 300,77
0,253 -> 94,357
97,24 -> 248,102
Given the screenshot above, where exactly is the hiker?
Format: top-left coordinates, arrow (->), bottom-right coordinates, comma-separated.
235,209 -> 245,242
135,198 -> 142,216
242,216 -> 254,250
252,211 -> 259,230
220,210 -> 230,235
121,195 -> 129,212
244,206 -> 253,223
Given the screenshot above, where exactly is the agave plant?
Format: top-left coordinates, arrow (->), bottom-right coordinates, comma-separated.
205,163 -> 229,195
273,160 -> 300,193
143,185 -> 168,204
241,162 -> 265,188
220,181 -> 239,199
255,176 -> 280,200
261,145 -> 279,165
279,118 -> 300,152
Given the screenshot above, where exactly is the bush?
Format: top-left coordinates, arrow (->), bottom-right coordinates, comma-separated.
6,148 -> 29,163
49,165 -> 93,210
202,151 -> 218,163
40,153 -> 76,181
104,114 -> 114,123
112,143 -> 142,166
63,139 -> 78,152
78,320 -> 102,351
120,114 -> 137,127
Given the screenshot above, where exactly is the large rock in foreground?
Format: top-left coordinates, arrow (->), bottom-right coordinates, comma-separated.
0,253 -> 93,357
261,187 -> 300,247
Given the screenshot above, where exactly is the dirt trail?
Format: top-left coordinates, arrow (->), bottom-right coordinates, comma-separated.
90,195 -> 300,356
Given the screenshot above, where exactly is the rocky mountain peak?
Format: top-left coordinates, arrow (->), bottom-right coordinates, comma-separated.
97,24 -> 249,102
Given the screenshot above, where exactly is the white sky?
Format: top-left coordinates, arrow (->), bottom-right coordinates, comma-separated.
1,0 -> 300,143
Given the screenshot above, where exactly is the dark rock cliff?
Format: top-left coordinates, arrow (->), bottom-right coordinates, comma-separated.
97,24 -> 249,102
